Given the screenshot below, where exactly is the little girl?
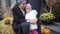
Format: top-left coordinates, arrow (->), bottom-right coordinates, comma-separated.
25,4 -> 38,34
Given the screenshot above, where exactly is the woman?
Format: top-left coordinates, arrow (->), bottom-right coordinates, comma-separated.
12,0 -> 28,34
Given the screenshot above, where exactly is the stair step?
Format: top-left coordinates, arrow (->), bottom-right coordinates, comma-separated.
45,22 -> 60,34
51,29 -> 60,34
53,22 -> 60,26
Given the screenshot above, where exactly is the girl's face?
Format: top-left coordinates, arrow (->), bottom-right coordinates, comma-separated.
26,8 -> 31,13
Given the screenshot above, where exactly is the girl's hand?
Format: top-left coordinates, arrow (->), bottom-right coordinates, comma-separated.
29,19 -> 38,24
33,19 -> 38,24
26,19 -> 34,23
29,19 -> 34,23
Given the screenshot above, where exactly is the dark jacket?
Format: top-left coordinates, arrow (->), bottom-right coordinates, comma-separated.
12,6 -> 26,24
12,6 -> 26,33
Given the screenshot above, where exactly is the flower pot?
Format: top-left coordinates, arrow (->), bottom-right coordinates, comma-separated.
41,20 -> 53,25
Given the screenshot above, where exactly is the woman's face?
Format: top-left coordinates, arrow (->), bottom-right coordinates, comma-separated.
20,1 -> 27,9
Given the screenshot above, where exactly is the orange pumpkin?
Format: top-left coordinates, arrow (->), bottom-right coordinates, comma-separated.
43,28 -> 51,34
4,16 -> 13,24
41,25 -> 45,34
41,25 -> 51,34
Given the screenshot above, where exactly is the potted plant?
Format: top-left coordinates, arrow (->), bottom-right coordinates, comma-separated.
39,13 -> 55,24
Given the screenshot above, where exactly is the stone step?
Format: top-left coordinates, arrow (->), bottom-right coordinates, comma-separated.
51,29 -> 60,34
45,22 -> 60,34
53,22 -> 60,26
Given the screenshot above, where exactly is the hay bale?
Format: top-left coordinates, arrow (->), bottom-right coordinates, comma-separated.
3,25 -> 15,34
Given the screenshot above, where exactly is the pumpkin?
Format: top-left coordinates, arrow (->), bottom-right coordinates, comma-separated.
41,25 -> 45,34
43,28 -> 51,34
41,25 -> 51,34
3,16 -> 13,24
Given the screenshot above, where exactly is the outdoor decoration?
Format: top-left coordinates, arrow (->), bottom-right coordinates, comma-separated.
47,0 -> 54,13
0,17 -> 14,34
39,0 -> 56,24
39,13 -> 55,24
3,16 -> 13,24
41,25 -> 51,34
